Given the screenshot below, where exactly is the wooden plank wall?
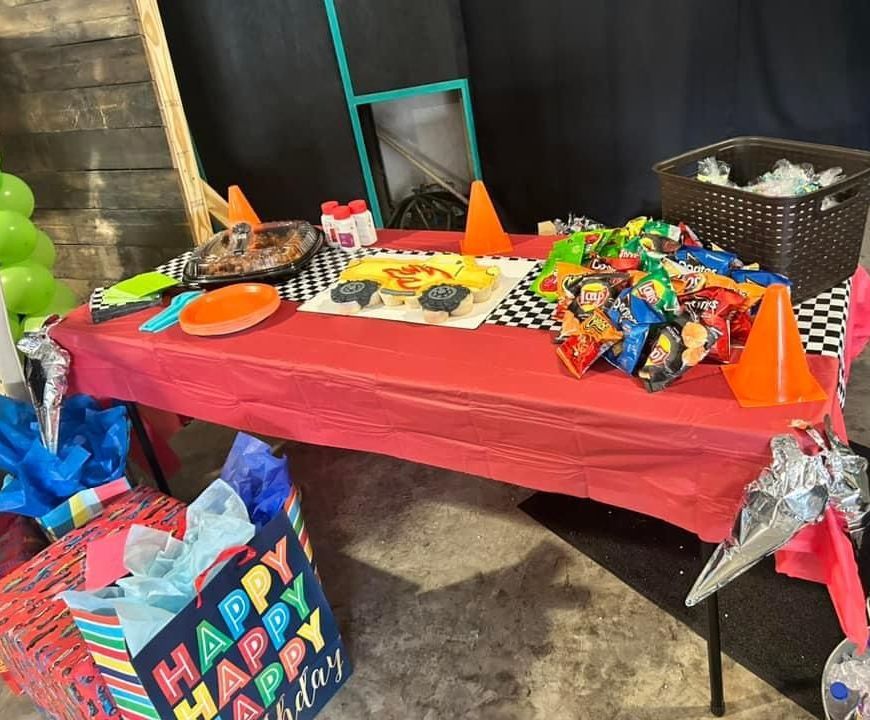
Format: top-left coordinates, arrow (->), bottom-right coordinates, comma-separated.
0,0 -> 196,298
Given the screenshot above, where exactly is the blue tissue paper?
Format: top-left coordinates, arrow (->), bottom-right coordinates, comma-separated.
0,394 -> 129,517
220,432 -> 290,529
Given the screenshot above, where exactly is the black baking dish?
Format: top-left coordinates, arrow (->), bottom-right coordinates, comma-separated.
182,220 -> 324,287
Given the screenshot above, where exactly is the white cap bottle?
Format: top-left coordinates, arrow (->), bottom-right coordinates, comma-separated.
349,199 -> 378,246
320,200 -> 340,248
332,204 -> 362,251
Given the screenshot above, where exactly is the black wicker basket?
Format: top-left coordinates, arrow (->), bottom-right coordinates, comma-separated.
654,136 -> 870,302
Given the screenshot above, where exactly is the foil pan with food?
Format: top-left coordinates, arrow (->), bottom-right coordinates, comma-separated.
183,220 -> 323,285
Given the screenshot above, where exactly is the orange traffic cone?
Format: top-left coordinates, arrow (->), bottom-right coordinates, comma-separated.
460,180 -> 513,255
227,185 -> 261,226
722,284 -> 827,407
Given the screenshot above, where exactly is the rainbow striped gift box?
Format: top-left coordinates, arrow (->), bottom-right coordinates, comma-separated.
36,477 -> 132,541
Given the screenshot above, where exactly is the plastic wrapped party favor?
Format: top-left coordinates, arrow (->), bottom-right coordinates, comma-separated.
220,432 -> 291,530
746,159 -> 845,197
697,156 -> 733,186
605,289 -> 665,374
552,214 -> 605,235
17,325 -> 69,454
686,433 -> 831,606
0,395 -> 129,518
63,479 -> 255,656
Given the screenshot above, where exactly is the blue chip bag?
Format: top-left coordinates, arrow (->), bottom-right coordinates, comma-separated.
673,247 -> 739,276
605,289 -> 665,374
730,268 -> 791,288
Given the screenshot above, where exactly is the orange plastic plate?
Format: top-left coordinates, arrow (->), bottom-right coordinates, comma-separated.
179,283 -> 281,336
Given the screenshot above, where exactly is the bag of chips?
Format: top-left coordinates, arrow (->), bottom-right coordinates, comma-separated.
679,287 -> 745,362
554,263 -> 629,322
731,268 -> 791,288
531,233 -> 588,300
730,309 -> 753,346
605,289 -> 665,374
637,319 -> 721,392
556,309 -> 623,379
672,246 -> 740,276
630,268 -> 679,315
642,220 -> 681,242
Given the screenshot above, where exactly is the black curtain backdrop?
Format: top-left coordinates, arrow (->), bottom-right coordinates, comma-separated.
159,0 -> 367,223
460,0 -> 870,231
160,1 -> 870,232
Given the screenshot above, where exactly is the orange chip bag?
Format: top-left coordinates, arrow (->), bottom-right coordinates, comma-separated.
736,282 -> 766,311
556,309 -> 622,379
671,272 -> 739,296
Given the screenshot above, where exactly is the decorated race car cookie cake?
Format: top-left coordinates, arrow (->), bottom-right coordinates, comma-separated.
329,254 -> 500,323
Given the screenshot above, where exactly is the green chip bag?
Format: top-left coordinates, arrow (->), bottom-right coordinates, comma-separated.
531,233 -> 587,300
641,220 -> 681,241
630,267 -> 679,315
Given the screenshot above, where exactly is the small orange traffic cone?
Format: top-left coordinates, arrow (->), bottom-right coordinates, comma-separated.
227,185 -> 261,226
722,284 -> 827,407
460,180 -> 513,255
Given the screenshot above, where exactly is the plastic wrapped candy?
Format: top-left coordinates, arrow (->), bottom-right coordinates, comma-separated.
698,156 -> 846,199
697,157 -> 734,186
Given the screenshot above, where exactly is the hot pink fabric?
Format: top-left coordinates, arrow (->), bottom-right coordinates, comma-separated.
776,508 -> 868,651
845,265 -> 870,377
53,230 -> 845,550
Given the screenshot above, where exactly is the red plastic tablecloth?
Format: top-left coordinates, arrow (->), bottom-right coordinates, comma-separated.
54,230 -> 855,543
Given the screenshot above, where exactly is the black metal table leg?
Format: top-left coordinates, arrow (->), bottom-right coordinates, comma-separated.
125,402 -> 171,495
702,541 -> 726,716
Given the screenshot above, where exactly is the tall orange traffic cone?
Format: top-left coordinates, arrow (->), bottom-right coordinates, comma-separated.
460,180 -> 513,255
722,284 -> 827,407
227,185 -> 261,226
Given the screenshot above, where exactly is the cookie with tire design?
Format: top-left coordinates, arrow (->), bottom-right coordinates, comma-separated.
330,280 -> 383,314
418,284 -> 474,323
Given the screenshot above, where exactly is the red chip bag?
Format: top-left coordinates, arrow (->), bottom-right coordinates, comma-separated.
679,287 -> 744,362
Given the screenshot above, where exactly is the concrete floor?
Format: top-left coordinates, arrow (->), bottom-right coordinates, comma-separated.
6,387 -> 870,719
2,234 -> 869,719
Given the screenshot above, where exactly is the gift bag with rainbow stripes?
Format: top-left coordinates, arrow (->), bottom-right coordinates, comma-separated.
66,508 -> 350,720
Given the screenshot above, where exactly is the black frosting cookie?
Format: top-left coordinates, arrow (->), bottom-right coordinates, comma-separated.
331,280 -> 380,306
418,284 -> 471,313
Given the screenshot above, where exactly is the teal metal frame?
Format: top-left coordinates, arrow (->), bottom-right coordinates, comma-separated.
323,0 -> 482,227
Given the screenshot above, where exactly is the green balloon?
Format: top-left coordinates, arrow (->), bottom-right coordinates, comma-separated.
30,279 -> 77,320
0,174 -> 34,218
0,260 -> 55,315
0,211 -> 36,264
6,311 -> 21,343
29,229 -> 55,269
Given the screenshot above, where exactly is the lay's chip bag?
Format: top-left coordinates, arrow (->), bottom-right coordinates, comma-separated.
630,268 -> 679,315
605,288 -> 665,374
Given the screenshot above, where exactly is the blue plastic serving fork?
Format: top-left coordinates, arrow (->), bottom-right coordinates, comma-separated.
138,291 -> 203,333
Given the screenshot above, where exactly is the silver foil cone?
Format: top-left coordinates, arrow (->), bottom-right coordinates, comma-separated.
17,321 -> 70,454
685,434 -> 829,606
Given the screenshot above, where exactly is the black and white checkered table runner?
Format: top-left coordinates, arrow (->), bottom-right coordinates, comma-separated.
90,247 -> 853,404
